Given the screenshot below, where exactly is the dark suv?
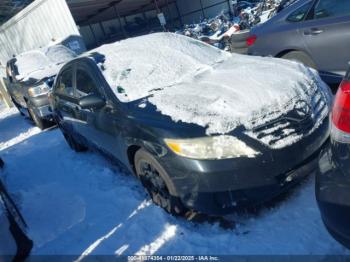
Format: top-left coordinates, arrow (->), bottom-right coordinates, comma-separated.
316,66 -> 350,249
6,45 -> 77,129
248,0 -> 350,84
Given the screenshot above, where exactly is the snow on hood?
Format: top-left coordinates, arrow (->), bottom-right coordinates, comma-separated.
92,33 -> 331,137
15,45 -> 76,81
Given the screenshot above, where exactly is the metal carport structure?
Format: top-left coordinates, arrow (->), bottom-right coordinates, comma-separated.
66,0 -> 233,48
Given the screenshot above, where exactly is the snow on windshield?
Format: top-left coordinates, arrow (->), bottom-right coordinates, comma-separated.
46,45 -> 77,65
93,33 -> 331,142
14,45 -> 76,81
91,32 -> 230,103
15,51 -> 50,79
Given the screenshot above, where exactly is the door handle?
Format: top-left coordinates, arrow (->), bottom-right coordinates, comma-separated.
304,28 -> 323,36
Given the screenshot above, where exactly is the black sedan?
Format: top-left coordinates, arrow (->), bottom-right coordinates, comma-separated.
316,67 -> 350,248
51,33 -> 332,216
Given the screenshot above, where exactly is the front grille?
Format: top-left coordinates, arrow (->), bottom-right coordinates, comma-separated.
246,84 -> 330,149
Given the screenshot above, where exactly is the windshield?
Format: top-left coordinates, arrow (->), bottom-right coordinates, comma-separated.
94,33 -> 229,103
45,45 -> 77,65
14,45 -> 77,81
14,51 -> 50,78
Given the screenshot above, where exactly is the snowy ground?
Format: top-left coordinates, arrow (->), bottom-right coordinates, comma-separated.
0,106 -> 349,257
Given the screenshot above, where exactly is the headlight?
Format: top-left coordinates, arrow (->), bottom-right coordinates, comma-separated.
28,84 -> 50,98
164,136 -> 259,160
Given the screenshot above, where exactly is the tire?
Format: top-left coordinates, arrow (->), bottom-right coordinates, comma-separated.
135,149 -> 187,216
282,51 -> 317,69
27,104 -> 53,130
61,128 -> 87,152
10,96 -> 25,116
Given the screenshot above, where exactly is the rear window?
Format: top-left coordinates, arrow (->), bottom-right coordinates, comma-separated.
287,2 -> 313,22
314,0 -> 350,19
45,45 -> 77,65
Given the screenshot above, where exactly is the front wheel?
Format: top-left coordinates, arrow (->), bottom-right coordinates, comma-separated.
10,96 -> 25,116
135,149 -> 187,216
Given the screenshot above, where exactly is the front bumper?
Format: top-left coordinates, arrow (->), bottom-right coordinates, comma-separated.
316,143 -> 350,249
159,117 -> 330,215
27,95 -> 52,119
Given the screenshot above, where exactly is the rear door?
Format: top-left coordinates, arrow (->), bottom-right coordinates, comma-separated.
300,0 -> 350,75
73,63 -> 121,158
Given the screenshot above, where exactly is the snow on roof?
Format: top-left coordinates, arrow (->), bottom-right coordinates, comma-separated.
92,33 -> 331,139
15,45 -> 77,81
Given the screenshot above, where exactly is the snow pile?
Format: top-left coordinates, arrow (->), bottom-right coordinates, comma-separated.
0,107 -> 348,256
93,33 -> 331,143
15,45 -> 76,81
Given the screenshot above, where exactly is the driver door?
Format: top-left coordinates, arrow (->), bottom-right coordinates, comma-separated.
73,63 -> 121,158
301,0 -> 350,76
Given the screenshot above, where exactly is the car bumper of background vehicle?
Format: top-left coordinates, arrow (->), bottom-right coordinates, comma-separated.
28,95 -> 52,118
32,105 -> 52,118
316,145 -> 350,249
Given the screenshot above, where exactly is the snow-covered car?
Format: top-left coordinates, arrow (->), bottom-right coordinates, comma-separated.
6,45 -> 77,129
51,33 -> 332,216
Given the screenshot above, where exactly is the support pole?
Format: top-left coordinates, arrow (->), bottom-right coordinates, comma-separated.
113,4 -> 127,38
0,77 -> 13,108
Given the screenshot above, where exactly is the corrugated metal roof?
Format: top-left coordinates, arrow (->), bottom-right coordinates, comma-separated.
67,0 -> 176,25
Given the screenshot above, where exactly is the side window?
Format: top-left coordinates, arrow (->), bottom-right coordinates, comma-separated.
314,0 -> 350,19
76,69 -> 101,98
56,68 -> 74,97
287,2 -> 313,22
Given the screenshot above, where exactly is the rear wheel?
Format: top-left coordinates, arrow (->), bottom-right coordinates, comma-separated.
282,51 -> 317,69
135,149 -> 187,216
61,128 -> 87,152
27,105 -> 54,130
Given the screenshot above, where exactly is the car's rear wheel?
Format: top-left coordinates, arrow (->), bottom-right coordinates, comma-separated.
61,129 -> 87,152
27,104 -> 54,130
135,149 -> 187,216
282,51 -> 317,69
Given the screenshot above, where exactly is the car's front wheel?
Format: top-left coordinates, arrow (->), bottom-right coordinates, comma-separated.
10,96 -> 25,116
135,149 -> 187,216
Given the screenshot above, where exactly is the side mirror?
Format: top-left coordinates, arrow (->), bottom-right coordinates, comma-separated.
79,94 -> 105,110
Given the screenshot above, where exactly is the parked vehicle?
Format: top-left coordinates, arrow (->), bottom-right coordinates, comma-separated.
247,0 -> 350,84
0,158 -> 33,261
316,66 -> 350,249
6,45 -> 77,129
51,33 -> 332,216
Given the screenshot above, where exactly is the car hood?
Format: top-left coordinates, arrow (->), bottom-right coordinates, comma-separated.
146,54 -> 332,136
